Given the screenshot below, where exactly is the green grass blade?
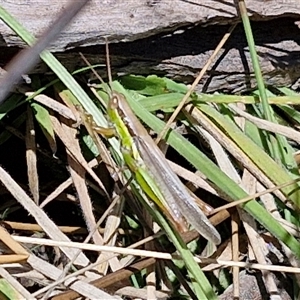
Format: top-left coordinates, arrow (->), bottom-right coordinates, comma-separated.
136,189 -> 217,299
199,104 -> 300,206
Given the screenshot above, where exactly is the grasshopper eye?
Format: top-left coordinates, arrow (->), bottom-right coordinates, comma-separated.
109,95 -> 119,109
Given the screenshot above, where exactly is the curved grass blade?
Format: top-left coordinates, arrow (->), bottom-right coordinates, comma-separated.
0,1 -> 90,103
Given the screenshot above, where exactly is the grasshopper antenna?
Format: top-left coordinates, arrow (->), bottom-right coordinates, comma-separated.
105,38 -> 113,87
79,52 -> 111,97
80,38 -> 112,97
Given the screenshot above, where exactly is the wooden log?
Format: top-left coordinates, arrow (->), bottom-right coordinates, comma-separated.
0,0 -> 299,93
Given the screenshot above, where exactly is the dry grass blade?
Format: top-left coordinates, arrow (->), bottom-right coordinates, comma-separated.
27,255 -> 117,299
213,177 -> 300,214
96,196 -> 124,274
2,221 -> 87,235
198,127 -> 240,183
0,227 -> 28,264
13,235 -> 300,273
39,158 -> 99,209
231,211 -> 240,299
242,208 -> 280,296
168,159 -> 219,197
49,113 -> 109,197
39,177 -> 73,209
65,122 -> 104,246
50,257 -> 156,300
0,165 -> 89,266
0,266 -> 35,299
229,104 -> 300,144
26,92 -> 77,122
241,171 -> 280,297
25,105 -> 39,204
156,23 -> 237,143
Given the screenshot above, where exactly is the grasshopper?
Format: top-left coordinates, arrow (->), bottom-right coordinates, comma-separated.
102,90 -> 221,245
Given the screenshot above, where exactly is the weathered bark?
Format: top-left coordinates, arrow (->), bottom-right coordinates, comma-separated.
0,0 -> 299,93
